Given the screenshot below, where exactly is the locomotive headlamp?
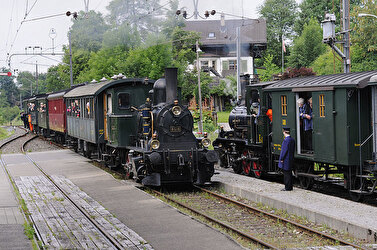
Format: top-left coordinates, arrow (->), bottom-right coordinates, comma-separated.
174,100 -> 179,105
151,139 -> 160,150
172,106 -> 182,116
202,138 -> 211,148
152,133 -> 157,139
204,132 -> 208,138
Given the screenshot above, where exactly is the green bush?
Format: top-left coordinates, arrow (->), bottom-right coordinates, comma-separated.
203,122 -> 216,133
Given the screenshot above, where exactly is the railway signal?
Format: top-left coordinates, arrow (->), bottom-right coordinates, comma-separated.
0,72 -> 12,77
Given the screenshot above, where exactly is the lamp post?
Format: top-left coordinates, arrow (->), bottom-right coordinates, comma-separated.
196,40 -> 203,134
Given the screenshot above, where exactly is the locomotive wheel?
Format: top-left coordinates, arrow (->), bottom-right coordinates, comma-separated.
241,150 -> 252,176
252,162 -> 263,179
219,152 -> 229,168
299,176 -> 314,190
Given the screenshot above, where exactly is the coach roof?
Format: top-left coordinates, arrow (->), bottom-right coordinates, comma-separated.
264,70 -> 377,91
64,78 -> 154,98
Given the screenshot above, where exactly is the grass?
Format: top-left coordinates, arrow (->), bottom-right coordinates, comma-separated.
216,111 -> 231,124
0,126 -> 14,140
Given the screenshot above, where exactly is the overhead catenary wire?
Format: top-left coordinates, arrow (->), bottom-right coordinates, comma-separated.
6,0 -> 39,64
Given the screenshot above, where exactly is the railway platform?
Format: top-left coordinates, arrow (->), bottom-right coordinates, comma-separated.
0,159 -> 32,249
212,168 -> 377,244
1,149 -> 242,250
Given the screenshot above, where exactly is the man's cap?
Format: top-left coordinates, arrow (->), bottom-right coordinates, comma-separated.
283,127 -> 290,132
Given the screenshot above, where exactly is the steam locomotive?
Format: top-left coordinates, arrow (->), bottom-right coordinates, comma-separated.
23,68 -> 217,186
214,71 -> 377,201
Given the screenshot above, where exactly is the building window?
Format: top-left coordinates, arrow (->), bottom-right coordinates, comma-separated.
319,94 -> 325,117
118,93 -> 130,109
200,60 -> 209,69
229,60 -> 237,70
208,32 -> 215,38
281,95 -> 287,116
211,60 -> 216,69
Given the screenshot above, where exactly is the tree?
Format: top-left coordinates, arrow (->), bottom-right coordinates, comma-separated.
17,71 -> 36,98
296,0 -> 362,35
258,54 -> 281,81
45,66 -> 70,92
350,0 -> 377,71
288,19 -> 326,68
122,43 -> 173,79
106,0 -> 162,40
70,10 -> 109,52
310,47 -> 343,75
258,0 -> 298,66
76,46 -> 128,83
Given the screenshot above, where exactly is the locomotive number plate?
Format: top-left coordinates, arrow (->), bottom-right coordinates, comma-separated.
170,126 -> 181,132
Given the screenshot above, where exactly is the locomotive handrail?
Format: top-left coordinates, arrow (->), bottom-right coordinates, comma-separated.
107,114 -> 133,118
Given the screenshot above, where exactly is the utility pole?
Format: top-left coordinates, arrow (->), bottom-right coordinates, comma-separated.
35,61 -> 38,94
196,40 -> 203,134
322,0 -> 350,73
342,0 -> 351,73
236,27 -> 241,102
69,31 -> 73,87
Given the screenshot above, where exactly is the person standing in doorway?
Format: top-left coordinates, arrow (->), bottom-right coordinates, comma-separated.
303,97 -> 313,152
278,127 -> 295,191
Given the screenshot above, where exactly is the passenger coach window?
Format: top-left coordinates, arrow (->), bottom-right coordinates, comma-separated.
319,94 -> 325,117
281,95 -> 287,116
118,93 -> 130,109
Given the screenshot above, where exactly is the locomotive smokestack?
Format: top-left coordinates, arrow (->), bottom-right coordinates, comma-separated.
165,68 -> 178,103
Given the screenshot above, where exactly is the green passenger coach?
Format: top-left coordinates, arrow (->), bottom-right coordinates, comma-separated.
214,71 -> 377,201
63,77 -> 154,160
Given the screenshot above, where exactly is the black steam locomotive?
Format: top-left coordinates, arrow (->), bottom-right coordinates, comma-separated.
23,68 -> 217,186
126,68 -> 218,186
214,71 -> 377,201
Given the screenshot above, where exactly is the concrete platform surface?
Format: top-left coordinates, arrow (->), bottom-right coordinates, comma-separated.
0,157 -> 32,249
23,150 -> 242,250
212,168 -> 377,243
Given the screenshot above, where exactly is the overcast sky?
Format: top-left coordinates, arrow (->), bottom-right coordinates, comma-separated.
0,0 -> 285,74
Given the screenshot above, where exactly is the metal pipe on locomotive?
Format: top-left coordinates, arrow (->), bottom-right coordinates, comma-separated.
126,68 -> 218,186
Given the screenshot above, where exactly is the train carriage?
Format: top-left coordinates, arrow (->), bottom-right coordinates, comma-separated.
36,94 -> 49,136
47,90 -> 69,143
215,70 -> 377,200
63,76 -> 155,159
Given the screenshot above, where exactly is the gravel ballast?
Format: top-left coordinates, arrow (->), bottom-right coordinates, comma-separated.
212,168 -> 377,243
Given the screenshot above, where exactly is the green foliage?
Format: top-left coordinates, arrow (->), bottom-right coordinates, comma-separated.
106,0 -> 161,40
45,66 -> 70,92
288,19 -> 326,68
123,43 -> 173,79
310,47 -> 343,75
258,0 -> 298,65
160,0 -> 185,38
102,23 -> 141,50
258,54 -> 281,81
350,0 -> 377,71
76,46 -> 127,82
0,106 -> 20,125
70,10 -> 109,52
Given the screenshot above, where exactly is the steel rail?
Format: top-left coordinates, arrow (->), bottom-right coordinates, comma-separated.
195,185 -> 366,250
149,188 -> 277,249
0,128 -> 44,248
21,138 -> 125,250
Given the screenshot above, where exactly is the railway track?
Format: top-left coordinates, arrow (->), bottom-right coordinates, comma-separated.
0,130 -> 151,249
148,185 -> 366,249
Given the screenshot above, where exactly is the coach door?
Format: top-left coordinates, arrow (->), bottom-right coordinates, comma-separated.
103,94 -> 112,140
312,91 -> 335,161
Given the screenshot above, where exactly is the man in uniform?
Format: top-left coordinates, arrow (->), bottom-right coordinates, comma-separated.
278,127 -> 295,191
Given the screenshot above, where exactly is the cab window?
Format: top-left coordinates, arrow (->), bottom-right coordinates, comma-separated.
118,93 -> 130,109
